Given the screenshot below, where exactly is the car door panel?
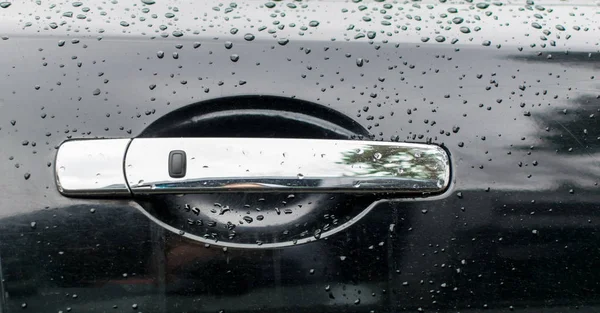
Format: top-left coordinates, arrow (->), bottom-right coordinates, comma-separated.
1,1 -> 599,312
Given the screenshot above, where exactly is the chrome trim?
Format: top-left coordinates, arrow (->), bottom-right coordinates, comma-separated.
125,138 -> 450,195
55,139 -> 131,196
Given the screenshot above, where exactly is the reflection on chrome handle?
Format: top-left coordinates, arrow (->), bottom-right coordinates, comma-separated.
56,138 -> 450,196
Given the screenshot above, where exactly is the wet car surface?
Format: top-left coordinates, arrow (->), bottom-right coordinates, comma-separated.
1,0 -> 600,312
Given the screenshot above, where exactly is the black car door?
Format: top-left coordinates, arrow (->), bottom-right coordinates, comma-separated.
1,1 -> 599,312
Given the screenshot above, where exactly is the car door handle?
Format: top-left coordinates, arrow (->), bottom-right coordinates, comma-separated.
55,138 -> 450,197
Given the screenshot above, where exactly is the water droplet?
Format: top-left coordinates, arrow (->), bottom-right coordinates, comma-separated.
58,40 -> 65,47
277,38 -> 289,45
265,2 -> 276,8
0,2 -> 11,8
224,41 -> 233,49
476,2 -> 489,9
373,152 -> 382,160
297,173 -> 304,179
531,22 -> 542,29
421,37 -> 430,42
243,216 -> 253,223
156,51 -> 164,58
172,31 -> 183,37
92,88 -> 101,96
309,20 -> 320,27
244,33 -> 255,41
90,208 -> 96,213
120,21 -> 129,27
30,222 -> 36,228
555,24 -> 565,31
141,0 -> 155,4
452,17 -> 464,24
356,58 -> 364,67
230,54 -> 239,62
435,35 -> 446,43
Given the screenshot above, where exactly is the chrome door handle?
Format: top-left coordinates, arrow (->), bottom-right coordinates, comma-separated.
55,138 -> 450,197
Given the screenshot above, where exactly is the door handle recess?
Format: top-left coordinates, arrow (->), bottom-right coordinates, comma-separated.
55,138 -> 450,197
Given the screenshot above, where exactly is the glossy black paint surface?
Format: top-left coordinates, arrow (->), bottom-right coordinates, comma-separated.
1,1 -> 599,312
